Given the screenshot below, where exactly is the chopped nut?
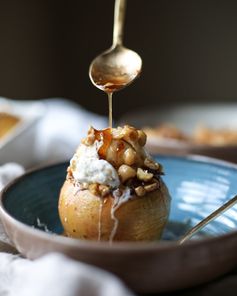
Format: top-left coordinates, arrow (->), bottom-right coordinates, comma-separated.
124,148 -> 136,165
123,126 -> 139,143
111,127 -> 124,139
144,182 -> 158,192
135,186 -> 146,197
159,164 -> 164,174
151,178 -> 159,184
82,127 -> 95,146
66,167 -> 73,179
137,130 -> 147,146
144,158 -> 160,170
82,137 -> 94,146
137,168 -> 154,182
98,184 -> 110,197
118,164 -> 136,183
89,184 -> 99,196
70,159 -> 77,171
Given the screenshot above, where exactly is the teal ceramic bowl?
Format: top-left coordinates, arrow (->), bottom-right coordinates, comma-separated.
1,155 -> 237,293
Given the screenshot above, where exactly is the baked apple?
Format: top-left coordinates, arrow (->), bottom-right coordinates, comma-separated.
58,125 -> 171,242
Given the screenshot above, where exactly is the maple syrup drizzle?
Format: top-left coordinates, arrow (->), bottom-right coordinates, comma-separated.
94,128 -> 112,159
98,198 -> 103,241
109,209 -> 119,243
108,92 -> 113,128
109,187 -> 131,243
92,121 -> 136,242
115,141 -> 125,166
93,75 -> 128,129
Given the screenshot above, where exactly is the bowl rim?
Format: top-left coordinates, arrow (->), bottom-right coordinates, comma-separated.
1,154 -> 237,253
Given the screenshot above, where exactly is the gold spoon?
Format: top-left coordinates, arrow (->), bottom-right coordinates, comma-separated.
89,0 -> 142,127
178,194 -> 237,245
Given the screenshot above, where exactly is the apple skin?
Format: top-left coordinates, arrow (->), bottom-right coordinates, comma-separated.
58,180 -> 171,242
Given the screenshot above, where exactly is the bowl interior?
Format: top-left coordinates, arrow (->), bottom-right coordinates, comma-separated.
2,155 -> 237,241
2,163 -> 66,235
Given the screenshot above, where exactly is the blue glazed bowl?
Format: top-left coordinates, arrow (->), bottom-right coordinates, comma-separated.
1,155 -> 237,293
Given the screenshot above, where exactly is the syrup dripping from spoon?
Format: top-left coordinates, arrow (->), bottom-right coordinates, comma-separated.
89,0 -> 142,127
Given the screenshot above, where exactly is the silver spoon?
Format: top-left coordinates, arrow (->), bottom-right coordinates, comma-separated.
178,194 -> 237,244
89,0 -> 142,127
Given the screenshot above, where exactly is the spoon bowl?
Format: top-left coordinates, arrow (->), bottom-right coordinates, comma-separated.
89,0 -> 142,93
89,45 -> 142,92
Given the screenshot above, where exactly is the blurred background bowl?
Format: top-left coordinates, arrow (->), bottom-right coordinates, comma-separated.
120,102 -> 237,162
0,98 -> 45,167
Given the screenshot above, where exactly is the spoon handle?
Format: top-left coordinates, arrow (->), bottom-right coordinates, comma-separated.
113,0 -> 126,46
178,194 -> 237,245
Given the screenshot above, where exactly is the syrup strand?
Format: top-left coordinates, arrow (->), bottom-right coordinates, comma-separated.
108,92 -> 113,128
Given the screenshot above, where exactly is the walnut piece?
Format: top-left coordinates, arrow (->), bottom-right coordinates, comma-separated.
135,186 -> 146,197
137,130 -> 147,146
98,185 -> 110,197
89,184 -> 99,196
137,168 -> 154,182
123,148 -> 137,166
144,183 -> 158,192
144,158 -> 160,170
118,165 -> 136,183
82,126 -> 95,146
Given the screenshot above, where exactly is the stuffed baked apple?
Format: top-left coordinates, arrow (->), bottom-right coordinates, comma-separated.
59,125 -> 171,242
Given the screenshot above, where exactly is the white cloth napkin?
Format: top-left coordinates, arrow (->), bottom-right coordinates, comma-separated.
0,253 -> 134,296
0,99 -> 134,296
33,98 -> 108,166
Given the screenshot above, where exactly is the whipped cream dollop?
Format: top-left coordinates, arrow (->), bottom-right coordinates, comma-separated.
70,141 -> 120,188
